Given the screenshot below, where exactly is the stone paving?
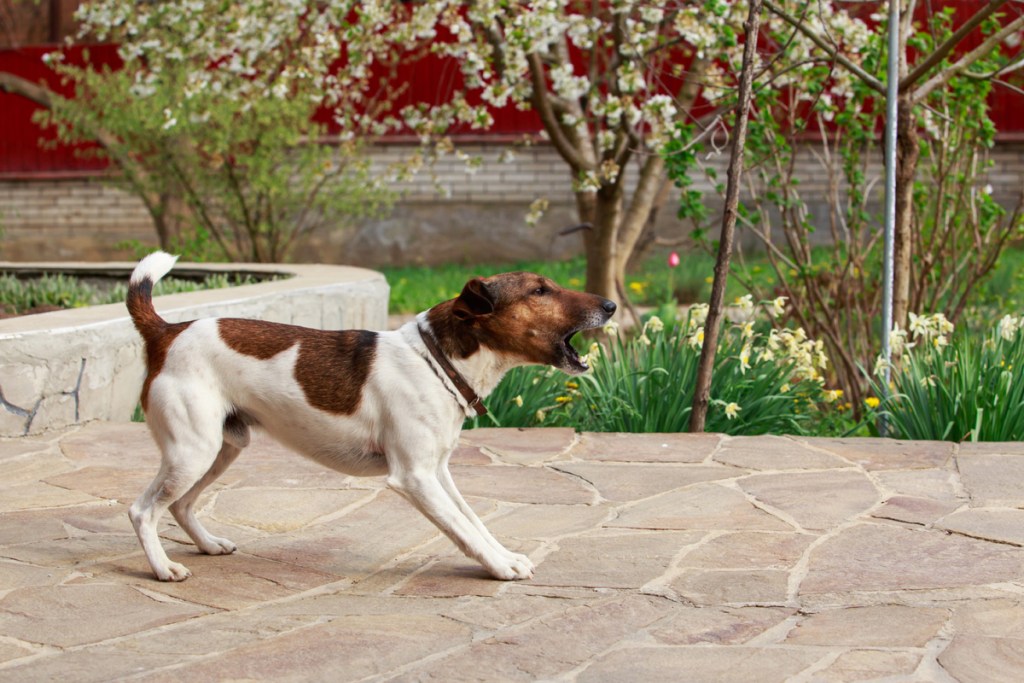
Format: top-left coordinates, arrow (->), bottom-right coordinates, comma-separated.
2,423 -> 1024,681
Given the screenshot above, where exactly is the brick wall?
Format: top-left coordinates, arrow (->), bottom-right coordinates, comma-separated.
2,141 -> 1022,266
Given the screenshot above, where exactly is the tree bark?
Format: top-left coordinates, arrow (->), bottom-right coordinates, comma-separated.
689,0 -> 763,433
892,93 -> 918,328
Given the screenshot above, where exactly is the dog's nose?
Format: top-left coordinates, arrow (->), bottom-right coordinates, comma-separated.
602,299 -> 617,315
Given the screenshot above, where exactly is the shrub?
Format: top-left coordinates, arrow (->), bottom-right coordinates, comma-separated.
873,313 -> 1024,442
468,300 -> 844,436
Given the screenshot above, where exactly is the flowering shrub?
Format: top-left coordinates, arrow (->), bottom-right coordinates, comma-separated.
469,300 -> 842,436
872,313 -> 1024,442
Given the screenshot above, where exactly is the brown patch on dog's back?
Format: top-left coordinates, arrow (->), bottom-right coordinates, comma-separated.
141,322 -> 193,410
219,319 -> 377,415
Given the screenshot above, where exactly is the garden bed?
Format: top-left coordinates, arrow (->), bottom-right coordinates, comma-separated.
0,260 -> 388,437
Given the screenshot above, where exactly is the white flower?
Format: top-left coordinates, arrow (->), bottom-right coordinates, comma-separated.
739,345 -> 752,374
645,316 -> 664,333
512,395 -> 524,407
998,314 -> 1020,342
603,321 -> 620,336
770,297 -> 787,318
724,402 -> 741,420
733,294 -> 754,315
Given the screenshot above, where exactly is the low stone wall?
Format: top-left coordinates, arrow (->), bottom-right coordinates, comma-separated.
0,261 -> 388,436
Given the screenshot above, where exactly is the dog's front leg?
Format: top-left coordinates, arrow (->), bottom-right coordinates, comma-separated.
436,463 -> 535,575
386,461 -> 533,581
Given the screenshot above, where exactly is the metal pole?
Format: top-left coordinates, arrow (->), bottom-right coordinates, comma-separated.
880,0 -> 900,436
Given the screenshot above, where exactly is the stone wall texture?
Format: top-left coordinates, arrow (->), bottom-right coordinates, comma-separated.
1,141 -> 1022,266
0,262 -> 388,437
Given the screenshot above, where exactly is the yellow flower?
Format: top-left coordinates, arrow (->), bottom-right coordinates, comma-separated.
629,281 -> 646,294
555,396 -> 572,404
705,276 -> 714,284
780,383 -> 790,393
824,389 -> 843,403
568,277 -> 582,287
512,395 -> 524,407
864,396 -> 880,409
724,402 -> 741,420
565,381 -> 579,390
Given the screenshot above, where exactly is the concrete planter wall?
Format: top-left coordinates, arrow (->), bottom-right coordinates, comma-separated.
0,261 -> 388,437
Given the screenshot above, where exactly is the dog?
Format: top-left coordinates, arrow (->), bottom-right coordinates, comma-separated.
125,251 -> 615,581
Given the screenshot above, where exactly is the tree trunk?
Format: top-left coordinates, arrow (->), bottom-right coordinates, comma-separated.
689,0 -> 763,432
578,186 -> 624,302
892,93 -> 919,328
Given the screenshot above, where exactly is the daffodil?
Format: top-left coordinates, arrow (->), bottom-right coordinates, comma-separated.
864,396 -> 880,409
603,320 -> 620,336
739,345 -> 752,374
770,296 -> 787,318
512,395 -> 524,407
724,402 -> 741,419
998,314 -> 1019,342
645,315 -> 664,333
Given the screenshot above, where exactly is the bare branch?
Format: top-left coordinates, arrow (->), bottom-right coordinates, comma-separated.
526,52 -> 592,172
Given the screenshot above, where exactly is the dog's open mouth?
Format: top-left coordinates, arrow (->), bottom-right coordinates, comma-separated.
560,330 -> 589,373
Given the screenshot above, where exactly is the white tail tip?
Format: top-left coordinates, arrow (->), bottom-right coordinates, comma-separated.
130,251 -> 179,286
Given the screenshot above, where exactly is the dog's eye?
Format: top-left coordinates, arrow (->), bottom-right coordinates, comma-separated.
533,286 -> 548,296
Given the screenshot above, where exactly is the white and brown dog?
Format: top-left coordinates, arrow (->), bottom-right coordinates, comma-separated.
125,251 -> 615,582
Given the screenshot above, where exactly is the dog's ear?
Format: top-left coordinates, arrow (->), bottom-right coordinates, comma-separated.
453,278 -> 495,320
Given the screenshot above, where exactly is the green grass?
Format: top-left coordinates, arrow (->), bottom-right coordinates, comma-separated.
0,272 -> 263,316
380,251 -> 729,314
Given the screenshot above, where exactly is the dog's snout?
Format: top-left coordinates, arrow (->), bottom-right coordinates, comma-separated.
601,299 -> 617,316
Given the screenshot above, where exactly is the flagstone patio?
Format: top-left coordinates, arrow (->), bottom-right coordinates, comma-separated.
2,422 -> 1023,681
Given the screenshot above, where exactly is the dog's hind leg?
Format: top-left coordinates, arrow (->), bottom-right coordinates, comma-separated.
129,405 -> 226,581
168,414 -> 248,556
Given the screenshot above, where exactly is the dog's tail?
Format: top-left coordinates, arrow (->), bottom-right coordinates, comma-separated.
127,251 -> 179,341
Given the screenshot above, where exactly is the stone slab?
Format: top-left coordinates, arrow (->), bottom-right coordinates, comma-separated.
957,453 -> 1024,507
530,529 -> 703,589
680,531 -> 815,570
938,635 -> 1024,683
785,605 -> 949,647
448,464 -> 594,505
552,461 -> 739,502
814,649 -> 922,682
579,646 -> 822,683
648,605 -> 795,645
739,470 -> 879,531
871,495 -> 962,526
143,614 -> 472,682
607,483 -> 792,532
715,435 -> 848,470
801,523 -> 1024,595
671,568 -> 791,605
0,584 -> 211,647
937,508 -> 1024,546
874,468 -> 962,502
798,436 -> 954,470
570,431 -> 720,463
413,595 -> 673,681
210,487 -> 373,533
460,427 -> 577,464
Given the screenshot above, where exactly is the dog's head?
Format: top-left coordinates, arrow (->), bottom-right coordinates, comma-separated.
428,272 -> 616,374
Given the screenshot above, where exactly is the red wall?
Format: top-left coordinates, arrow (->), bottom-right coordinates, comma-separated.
2,16 -> 1022,177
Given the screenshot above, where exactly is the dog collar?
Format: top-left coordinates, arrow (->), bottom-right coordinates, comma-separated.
418,325 -> 488,417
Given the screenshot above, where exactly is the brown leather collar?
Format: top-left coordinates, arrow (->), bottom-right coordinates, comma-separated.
418,325 -> 487,417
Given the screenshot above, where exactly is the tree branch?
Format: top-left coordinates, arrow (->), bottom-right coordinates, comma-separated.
526,51 -> 592,172
913,12 -> 1024,103
901,0 -> 1008,88
762,0 -> 885,94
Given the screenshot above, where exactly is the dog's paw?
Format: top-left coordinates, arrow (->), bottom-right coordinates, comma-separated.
486,555 -> 534,581
156,561 -> 192,582
199,536 -> 237,556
